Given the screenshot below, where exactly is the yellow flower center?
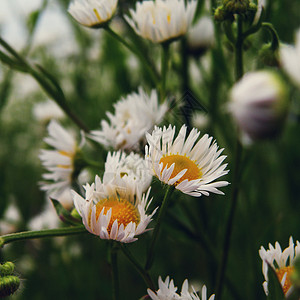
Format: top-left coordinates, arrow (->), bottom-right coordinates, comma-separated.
95,198 -> 140,233
159,154 -> 202,184
276,266 -> 295,295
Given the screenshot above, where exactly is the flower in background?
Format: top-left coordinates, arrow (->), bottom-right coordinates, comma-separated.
90,87 -> 168,151
39,120 -> 84,197
68,0 -> 118,28
228,70 -> 288,144
125,0 -> 197,43
104,151 -> 152,193
187,16 -> 215,55
145,124 -> 229,197
0,203 -> 22,235
147,276 -> 215,300
33,99 -> 65,123
259,237 -> 300,297
280,28 -> 300,88
72,175 -> 157,243
191,111 -> 209,130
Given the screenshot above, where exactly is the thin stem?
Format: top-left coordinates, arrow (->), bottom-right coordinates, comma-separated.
111,244 -> 120,300
215,15 -> 244,300
261,22 -> 280,51
119,244 -> 155,290
0,37 -> 90,132
160,42 -> 169,102
235,15 -> 244,80
104,26 -> 159,86
0,226 -> 87,247
145,185 -> 174,271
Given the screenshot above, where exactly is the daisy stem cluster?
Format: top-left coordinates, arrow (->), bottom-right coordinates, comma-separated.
145,185 -> 175,271
0,36 -> 89,132
215,15 -> 245,300
0,225 -> 87,247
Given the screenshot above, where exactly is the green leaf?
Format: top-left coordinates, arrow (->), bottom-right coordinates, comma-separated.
267,263 -> 285,300
50,198 -> 82,226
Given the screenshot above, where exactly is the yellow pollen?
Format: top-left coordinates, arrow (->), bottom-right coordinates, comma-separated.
95,198 -> 140,233
58,150 -> 73,157
93,8 -> 102,22
159,154 -> 202,185
275,266 -> 294,295
167,14 -> 171,24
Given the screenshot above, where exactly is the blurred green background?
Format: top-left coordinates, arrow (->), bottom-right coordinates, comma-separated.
0,0 -> 300,299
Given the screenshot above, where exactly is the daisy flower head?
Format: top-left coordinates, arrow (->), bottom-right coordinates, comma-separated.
259,236 -> 300,296
147,276 -> 215,300
39,120 -> 84,197
72,175 -> 157,243
104,151 -> 152,193
280,28 -> 300,88
125,0 -> 197,44
145,124 -> 229,197
90,87 -> 168,151
228,70 -> 288,144
68,0 -> 118,28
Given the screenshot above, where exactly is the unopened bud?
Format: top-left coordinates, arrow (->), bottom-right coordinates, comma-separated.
223,0 -> 250,14
228,70 -> 288,144
258,43 -> 279,67
0,262 -> 20,298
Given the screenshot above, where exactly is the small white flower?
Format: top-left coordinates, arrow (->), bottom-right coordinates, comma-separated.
72,175 -> 157,243
147,276 -> 215,300
145,124 -> 229,197
191,112 -> 209,130
228,70 -> 288,144
104,151 -> 152,193
280,28 -> 300,88
90,87 -> 168,150
187,16 -> 215,53
68,0 -> 118,28
259,237 -> 300,296
39,120 -> 83,197
33,100 -> 65,123
125,0 -> 197,43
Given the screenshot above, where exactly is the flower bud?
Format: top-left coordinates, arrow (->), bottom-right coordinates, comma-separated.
0,262 -> 20,298
223,0 -> 250,14
228,70 -> 288,143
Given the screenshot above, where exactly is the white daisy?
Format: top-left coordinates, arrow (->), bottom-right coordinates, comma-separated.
125,0 -> 197,43
104,151 -> 152,193
145,124 -> 229,197
39,120 -> 83,197
259,236 -> 300,296
68,0 -> 118,28
187,16 -> 215,54
147,276 -> 215,300
72,175 -> 157,243
228,70 -> 288,144
280,28 -> 300,88
90,87 -> 168,151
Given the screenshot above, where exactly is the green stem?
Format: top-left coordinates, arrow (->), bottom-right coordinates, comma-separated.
235,15 -> 244,80
111,243 -> 120,300
0,226 -> 87,247
261,22 -> 280,51
119,244 -> 155,290
104,26 -> 159,86
160,42 -> 170,102
215,15 -> 244,300
145,185 -> 174,271
0,37 -> 89,132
